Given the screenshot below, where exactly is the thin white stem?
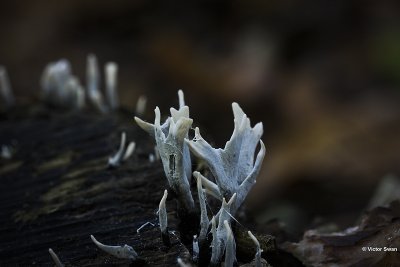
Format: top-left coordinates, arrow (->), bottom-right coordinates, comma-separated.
105,62 -> 119,110
123,142 -> 136,161
194,171 -> 210,244
136,221 -> 155,233
177,258 -> 192,267
135,95 -> 147,115
224,220 -> 236,267
0,66 -> 14,107
194,171 -> 222,200
108,132 -> 127,167
86,54 -> 107,113
210,215 -> 219,263
159,189 -> 168,234
178,89 -> 185,108
192,235 -> 199,262
90,235 -> 137,260
248,231 -> 262,267
48,248 -> 64,267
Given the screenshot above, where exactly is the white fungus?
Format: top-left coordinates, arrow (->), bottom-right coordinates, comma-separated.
0,66 -> 14,108
105,62 -> 119,110
90,235 -> 138,260
1,145 -> 12,159
86,54 -> 107,113
248,231 -> 263,267
186,103 -> 265,214
136,221 -> 155,233
135,95 -> 147,116
135,90 -> 195,212
48,248 -> 64,267
177,258 -> 192,267
194,171 -> 210,244
40,59 -> 85,109
158,189 -> 168,234
108,132 -> 135,167
211,194 -> 236,265
149,153 -> 155,163
224,220 -> 236,267
192,235 -> 199,262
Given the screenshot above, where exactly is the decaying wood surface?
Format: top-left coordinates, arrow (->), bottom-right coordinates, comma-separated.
0,105 -> 280,267
0,105 -> 191,266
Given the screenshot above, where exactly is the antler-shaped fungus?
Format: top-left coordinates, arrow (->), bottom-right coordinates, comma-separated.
135,90 -> 194,212
186,103 -> 265,214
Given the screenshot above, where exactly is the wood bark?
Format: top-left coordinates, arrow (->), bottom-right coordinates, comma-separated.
0,105 -> 278,266
0,106 -> 189,266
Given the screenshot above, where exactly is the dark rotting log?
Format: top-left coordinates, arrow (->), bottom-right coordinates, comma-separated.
0,105 -> 277,266
0,105 -> 189,266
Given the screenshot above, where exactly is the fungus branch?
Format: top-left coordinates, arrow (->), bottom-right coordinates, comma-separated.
135,90 -> 195,212
158,189 -> 168,234
210,194 -> 236,265
158,189 -> 171,246
194,171 -> 210,244
90,235 -> 138,260
224,220 -> 236,267
186,103 -> 265,214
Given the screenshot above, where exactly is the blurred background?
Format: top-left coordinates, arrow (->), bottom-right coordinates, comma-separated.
1,0 -> 400,234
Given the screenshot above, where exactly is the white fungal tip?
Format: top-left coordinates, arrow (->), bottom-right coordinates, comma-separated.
90,234 -> 138,260
134,116 -> 154,135
159,190 -> 168,233
160,189 -> 168,207
154,106 -> 161,126
109,132 -> 135,166
248,231 -> 260,248
248,231 -> 262,267
1,145 -> 12,159
40,59 -> 86,109
105,62 -> 119,110
123,142 -> 136,161
178,89 -> 185,108
177,258 -> 191,267
0,66 -> 14,107
108,132 -> 126,167
86,54 -> 99,92
228,193 -> 237,205
119,132 -> 126,153
48,248 -> 64,267
86,54 -> 107,113
135,95 -> 147,115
